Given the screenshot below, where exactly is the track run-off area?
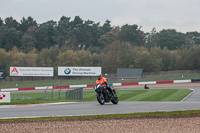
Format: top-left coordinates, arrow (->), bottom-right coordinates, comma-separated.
0,83 -> 200,119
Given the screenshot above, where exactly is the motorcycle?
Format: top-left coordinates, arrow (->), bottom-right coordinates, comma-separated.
94,83 -> 118,105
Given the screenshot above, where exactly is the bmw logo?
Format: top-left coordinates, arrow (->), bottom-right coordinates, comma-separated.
64,68 -> 71,74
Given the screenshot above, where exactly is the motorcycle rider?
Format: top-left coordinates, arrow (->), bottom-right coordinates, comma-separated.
95,74 -> 114,96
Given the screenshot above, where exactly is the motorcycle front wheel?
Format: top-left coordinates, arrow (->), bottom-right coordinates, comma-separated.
111,89 -> 118,104
97,93 -> 105,105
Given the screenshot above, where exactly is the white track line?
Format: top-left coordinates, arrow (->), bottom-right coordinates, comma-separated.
181,89 -> 195,102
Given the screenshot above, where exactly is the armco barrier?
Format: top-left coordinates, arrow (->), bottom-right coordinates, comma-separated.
18,87 -> 35,91
0,79 -> 193,92
121,82 -> 139,86
138,81 -> 156,85
174,80 -> 192,83
53,85 -> 69,89
156,80 -> 174,84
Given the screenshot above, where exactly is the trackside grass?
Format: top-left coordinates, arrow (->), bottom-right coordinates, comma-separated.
83,89 -> 193,101
1,110 -> 200,122
0,89 -> 193,105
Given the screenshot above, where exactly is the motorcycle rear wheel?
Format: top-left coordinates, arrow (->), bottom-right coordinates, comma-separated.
111,96 -> 118,104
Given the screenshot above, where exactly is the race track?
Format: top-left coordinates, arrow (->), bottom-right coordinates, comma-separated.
1,87 -> 200,119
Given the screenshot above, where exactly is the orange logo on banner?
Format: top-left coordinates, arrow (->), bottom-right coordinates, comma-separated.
11,67 -> 19,73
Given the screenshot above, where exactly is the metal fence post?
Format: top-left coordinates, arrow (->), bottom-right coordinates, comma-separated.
65,88 -> 83,100
59,88 -> 61,100
51,88 -> 53,100
44,86 -> 49,100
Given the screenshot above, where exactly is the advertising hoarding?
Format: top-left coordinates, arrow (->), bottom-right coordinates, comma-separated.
10,67 -> 54,77
58,67 -> 101,76
0,70 -> 5,79
117,68 -> 143,78
0,92 -> 11,103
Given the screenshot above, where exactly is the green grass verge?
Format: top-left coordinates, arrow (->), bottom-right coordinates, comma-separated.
84,89 -> 193,101
0,89 -> 193,105
1,110 -> 200,122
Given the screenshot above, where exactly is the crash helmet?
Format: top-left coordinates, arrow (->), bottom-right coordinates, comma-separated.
97,73 -> 102,80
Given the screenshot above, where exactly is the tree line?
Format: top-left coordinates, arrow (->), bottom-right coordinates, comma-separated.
0,16 -> 200,75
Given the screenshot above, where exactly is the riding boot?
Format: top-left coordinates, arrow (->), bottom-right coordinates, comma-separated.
108,87 -> 116,97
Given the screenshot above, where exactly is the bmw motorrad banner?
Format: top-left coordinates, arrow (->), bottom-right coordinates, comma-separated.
58,67 -> 101,76
10,67 -> 54,77
0,70 -> 5,79
0,92 -> 11,103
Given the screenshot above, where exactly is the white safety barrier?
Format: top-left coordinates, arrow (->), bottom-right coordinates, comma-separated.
174,80 -> 191,84
0,79 -> 193,92
138,81 -> 157,85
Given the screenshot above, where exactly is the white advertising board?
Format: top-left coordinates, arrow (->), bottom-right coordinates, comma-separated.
10,67 -> 54,77
58,67 -> 101,76
0,92 -> 11,103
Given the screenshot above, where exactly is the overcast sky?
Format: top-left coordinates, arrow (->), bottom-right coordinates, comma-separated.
0,0 -> 200,33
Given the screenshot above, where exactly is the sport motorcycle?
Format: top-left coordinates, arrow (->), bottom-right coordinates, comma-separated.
94,83 -> 118,105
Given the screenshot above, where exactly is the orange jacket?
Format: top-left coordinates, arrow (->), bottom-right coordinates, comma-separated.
96,77 -> 107,86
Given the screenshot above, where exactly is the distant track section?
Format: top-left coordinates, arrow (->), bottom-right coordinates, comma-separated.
0,79 -> 195,92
